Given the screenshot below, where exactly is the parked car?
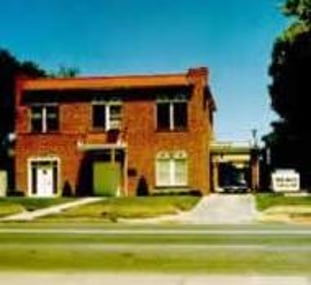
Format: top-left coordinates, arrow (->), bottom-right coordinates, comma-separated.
222,183 -> 249,193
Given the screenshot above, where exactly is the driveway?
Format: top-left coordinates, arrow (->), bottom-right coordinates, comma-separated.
179,194 -> 258,224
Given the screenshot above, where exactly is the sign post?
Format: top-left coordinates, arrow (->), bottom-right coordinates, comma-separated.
271,169 -> 300,193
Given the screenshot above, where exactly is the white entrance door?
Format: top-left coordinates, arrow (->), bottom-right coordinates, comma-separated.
36,167 -> 54,197
29,159 -> 59,197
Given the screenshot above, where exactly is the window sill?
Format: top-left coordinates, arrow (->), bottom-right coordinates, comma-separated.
28,131 -> 60,135
91,128 -> 121,133
91,128 -> 106,133
154,185 -> 189,189
153,186 -> 190,194
153,186 -> 202,196
156,128 -> 188,133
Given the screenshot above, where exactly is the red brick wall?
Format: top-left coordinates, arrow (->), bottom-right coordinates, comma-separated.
15,68 -> 214,196
15,134 -> 83,195
122,70 -> 213,195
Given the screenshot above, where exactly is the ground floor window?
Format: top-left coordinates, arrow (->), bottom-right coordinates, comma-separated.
28,158 -> 59,197
156,151 -> 188,187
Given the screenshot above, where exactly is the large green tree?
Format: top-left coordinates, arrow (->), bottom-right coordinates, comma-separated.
283,0 -> 311,24
267,0 -> 311,186
0,49 -> 46,148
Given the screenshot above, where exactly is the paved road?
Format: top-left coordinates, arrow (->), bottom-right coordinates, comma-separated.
0,273 -> 309,285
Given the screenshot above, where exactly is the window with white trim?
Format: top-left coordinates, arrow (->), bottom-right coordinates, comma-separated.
156,98 -> 188,131
30,105 -> 59,133
92,101 -> 122,131
156,151 -> 188,186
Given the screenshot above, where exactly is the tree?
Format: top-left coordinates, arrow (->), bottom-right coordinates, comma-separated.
50,65 -> 80,78
267,0 -> 311,187
283,0 -> 311,25
0,49 -> 46,145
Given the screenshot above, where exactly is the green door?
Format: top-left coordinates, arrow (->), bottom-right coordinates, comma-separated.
93,162 -> 121,196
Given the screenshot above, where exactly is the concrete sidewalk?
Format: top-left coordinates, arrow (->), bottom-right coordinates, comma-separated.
0,197 -> 103,222
0,273 -> 309,285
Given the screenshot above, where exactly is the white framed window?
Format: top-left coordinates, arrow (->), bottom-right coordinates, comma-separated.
156,97 -> 188,131
156,151 -> 188,186
30,105 -> 59,133
92,101 -> 122,131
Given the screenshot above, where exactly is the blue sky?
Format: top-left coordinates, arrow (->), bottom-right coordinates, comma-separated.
0,0 -> 288,142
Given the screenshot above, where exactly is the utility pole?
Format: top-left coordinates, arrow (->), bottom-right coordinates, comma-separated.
251,129 -> 258,148
251,128 -> 260,191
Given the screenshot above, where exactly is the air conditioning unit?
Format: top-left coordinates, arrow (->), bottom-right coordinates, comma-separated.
108,120 -> 121,131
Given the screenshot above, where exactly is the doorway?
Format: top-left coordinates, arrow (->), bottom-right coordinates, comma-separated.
28,159 -> 59,197
91,149 -> 124,196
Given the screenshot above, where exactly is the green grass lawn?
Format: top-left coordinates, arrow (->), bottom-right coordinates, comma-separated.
45,196 -> 199,221
255,193 -> 311,211
0,201 -> 24,217
0,245 -> 309,274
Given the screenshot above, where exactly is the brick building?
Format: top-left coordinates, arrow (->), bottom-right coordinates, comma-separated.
15,67 -> 215,197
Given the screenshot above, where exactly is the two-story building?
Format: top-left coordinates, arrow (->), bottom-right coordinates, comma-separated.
15,67 -> 215,197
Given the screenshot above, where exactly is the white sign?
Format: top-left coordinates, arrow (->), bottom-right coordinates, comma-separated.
271,169 -> 300,192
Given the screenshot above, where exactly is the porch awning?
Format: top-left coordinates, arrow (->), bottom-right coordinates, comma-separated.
77,141 -> 127,151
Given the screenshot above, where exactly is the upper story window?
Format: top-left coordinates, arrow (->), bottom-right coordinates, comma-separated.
30,105 -> 59,133
156,96 -> 188,131
92,101 -> 122,131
